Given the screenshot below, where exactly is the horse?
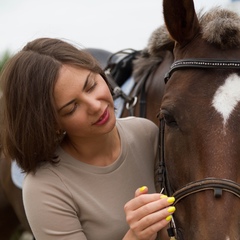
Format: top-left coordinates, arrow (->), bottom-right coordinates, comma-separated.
0,156 -> 32,240
159,0 -> 240,239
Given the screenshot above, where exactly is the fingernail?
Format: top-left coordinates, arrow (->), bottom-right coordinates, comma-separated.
167,197 -> 175,203
139,186 -> 147,192
160,194 -> 168,199
168,206 -> 176,213
166,215 -> 172,221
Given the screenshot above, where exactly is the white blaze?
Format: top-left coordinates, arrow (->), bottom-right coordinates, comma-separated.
212,73 -> 240,126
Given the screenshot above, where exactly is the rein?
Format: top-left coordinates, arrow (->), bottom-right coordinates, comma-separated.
160,58 -> 240,239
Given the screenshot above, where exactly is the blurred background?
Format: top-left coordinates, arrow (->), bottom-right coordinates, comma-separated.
1,0 -> 239,58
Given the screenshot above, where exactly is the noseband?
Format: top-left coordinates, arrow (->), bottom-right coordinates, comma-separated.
160,58 -> 240,239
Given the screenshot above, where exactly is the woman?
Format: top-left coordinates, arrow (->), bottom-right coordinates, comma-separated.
0,38 -> 175,240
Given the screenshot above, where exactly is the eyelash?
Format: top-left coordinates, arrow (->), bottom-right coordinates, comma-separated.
65,103 -> 78,116
65,79 -> 98,116
87,80 -> 97,92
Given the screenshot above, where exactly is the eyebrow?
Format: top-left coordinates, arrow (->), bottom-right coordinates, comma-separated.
57,71 -> 92,112
82,72 -> 92,91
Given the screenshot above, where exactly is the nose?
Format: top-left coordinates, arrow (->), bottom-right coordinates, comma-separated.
85,97 -> 101,114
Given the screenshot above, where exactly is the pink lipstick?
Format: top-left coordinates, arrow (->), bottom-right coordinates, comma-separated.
94,107 -> 110,125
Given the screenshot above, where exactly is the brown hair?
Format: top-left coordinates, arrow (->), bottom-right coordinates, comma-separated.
0,38 -> 111,173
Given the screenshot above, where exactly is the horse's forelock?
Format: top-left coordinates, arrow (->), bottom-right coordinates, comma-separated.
132,25 -> 173,81
200,7 -> 240,49
132,50 -> 162,81
147,25 -> 173,56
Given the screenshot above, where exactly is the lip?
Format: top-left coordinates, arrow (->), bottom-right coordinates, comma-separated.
93,106 -> 110,125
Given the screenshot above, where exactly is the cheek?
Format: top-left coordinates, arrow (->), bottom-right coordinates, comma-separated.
98,78 -> 112,96
102,85 -> 114,103
59,115 -> 86,133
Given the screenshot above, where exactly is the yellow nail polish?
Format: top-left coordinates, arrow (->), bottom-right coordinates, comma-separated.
167,197 -> 175,203
139,186 -> 147,192
166,215 -> 172,221
168,206 -> 176,213
160,194 -> 168,199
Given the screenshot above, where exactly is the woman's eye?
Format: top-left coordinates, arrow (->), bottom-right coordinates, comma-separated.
87,81 -> 97,92
86,75 -> 98,92
65,103 -> 78,116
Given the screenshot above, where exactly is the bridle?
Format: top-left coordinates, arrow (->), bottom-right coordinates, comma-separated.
159,58 -> 240,239
105,49 -> 155,118
164,58 -> 240,83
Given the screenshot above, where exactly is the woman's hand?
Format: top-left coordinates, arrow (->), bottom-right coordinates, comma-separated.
123,186 -> 175,240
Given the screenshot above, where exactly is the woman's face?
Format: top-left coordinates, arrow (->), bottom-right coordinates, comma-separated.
54,65 -> 116,139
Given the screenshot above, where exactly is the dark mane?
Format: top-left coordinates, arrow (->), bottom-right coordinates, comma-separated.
200,7 -> 240,49
133,25 -> 174,81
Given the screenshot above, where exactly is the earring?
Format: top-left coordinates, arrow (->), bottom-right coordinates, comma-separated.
56,129 -> 66,135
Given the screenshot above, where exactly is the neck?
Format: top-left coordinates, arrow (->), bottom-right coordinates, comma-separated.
61,126 -> 120,166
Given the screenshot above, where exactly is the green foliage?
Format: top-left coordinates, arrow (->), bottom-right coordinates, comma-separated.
0,51 -> 12,73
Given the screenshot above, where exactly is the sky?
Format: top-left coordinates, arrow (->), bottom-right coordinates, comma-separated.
0,0 -> 237,57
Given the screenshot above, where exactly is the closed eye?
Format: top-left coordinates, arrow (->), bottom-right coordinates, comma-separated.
86,81 -> 97,92
64,102 -> 79,116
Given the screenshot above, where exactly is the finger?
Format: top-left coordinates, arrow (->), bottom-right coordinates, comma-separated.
129,205 -> 176,238
160,195 -> 175,206
125,193 -> 175,213
126,195 -> 175,223
125,193 -> 162,213
132,215 -> 172,240
135,186 -> 149,197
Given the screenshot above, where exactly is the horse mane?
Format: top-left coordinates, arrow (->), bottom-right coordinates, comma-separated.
133,25 -> 174,81
200,7 -> 240,49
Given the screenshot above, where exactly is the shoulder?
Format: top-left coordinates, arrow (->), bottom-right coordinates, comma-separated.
117,117 -> 159,158
23,166 -> 65,198
117,117 -> 158,130
116,117 -> 159,142
23,166 -> 73,210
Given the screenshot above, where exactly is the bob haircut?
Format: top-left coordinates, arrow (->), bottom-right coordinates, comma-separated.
0,38 -> 112,173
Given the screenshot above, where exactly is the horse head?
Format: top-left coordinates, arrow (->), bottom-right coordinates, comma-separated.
161,0 -> 240,239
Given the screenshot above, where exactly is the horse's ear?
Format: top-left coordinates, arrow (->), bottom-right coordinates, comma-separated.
163,0 -> 200,45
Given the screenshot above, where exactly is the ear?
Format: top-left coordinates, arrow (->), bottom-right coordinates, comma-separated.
163,0 -> 200,45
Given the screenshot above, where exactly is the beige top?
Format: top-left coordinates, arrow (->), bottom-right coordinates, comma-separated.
23,117 -> 159,240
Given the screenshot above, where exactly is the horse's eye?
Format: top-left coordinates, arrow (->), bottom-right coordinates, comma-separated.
160,110 -> 178,127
